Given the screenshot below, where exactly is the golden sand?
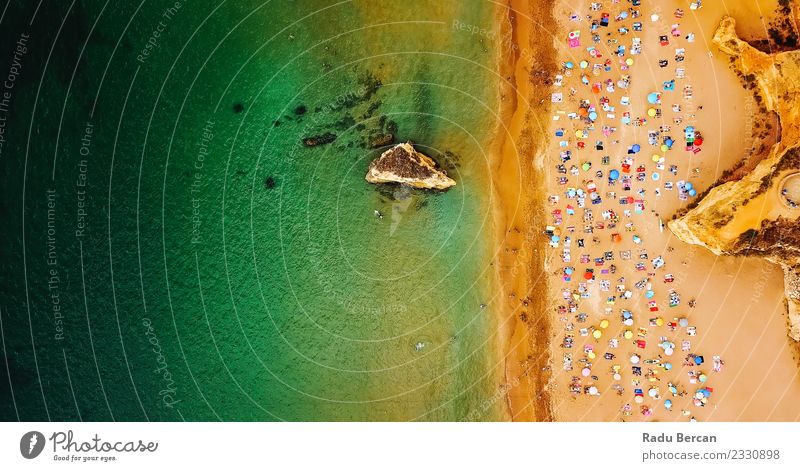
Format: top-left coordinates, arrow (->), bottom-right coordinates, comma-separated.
491,0 -> 800,421
490,0 -> 557,421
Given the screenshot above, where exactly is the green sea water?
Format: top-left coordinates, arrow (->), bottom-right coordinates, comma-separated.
0,0 -> 505,421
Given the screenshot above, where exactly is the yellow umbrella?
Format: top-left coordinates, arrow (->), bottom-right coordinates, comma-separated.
651,154 -> 661,162
647,108 -> 657,117
592,329 -> 602,339
661,144 -> 669,152
624,330 -> 633,339
599,319 -> 610,329
656,317 -> 664,326
588,351 -> 596,359
626,58 -> 634,66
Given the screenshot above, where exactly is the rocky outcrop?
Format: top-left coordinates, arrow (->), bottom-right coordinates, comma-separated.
365,142 -> 456,190
669,16 -> 800,341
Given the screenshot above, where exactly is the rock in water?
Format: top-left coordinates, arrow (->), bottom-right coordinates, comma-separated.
365,142 -> 455,190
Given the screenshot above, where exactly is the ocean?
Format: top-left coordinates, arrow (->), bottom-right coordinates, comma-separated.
0,0 -> 505,421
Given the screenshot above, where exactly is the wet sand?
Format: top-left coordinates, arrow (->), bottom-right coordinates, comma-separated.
490,0 -> 556,421
539,0 -> 800,421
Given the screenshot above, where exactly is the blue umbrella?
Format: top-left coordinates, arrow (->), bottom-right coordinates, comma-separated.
685,182 -> 693,190
609,169 -> 620,180
565,61 -> 574,69
664,399 -> 673,409
647,92 -> 660,104
688,189 -> 697,197
589,111 -> 598,121
695,355 -> 704,365
632,144 -> 641,153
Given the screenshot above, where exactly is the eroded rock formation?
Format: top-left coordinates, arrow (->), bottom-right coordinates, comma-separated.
365,142 -> 456,190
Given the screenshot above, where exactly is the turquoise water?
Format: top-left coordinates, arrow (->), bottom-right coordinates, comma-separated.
0,0 -> 504,421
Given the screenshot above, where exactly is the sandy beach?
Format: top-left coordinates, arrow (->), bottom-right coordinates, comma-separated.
490,0 -> 558,421
493,0 -> 800,421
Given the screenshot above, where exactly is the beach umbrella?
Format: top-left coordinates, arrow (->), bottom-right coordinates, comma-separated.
665,138 -> 674,147
652,173 -> 660,181
651,14 -> 659,21
664,399 -> 673,409
584,271 -> 593,280
587,351 -> 596,360
700,388 -> 711,397
564,267 -> 573,275
632,144 -> 641,153
613,373 -> 622,381
580,60 -> 589,69
669,386 -> 678,394
679,318 -> 689,327
661,144 -> 669,152
600,319 -> 610,329
565,61 -> 574,69
624,330 -> 633,340
634,395 -> 643,404
582,162 -> 592,171
652,154 -> 661,162
656,317 -> 664,326
588,386 -> 599,395
593,329 -> 603,339
646,290 -> 654,299
626,57 -> 634,66
633,235 -> 641,244
647,92 -> 660,104
630,354 -> 640,364
582,367 -> 591,377
688,189 -> 697,197
647,108 -> 657,117
664,362 -> 673,371
621,116 -> 631,124
551,235 -> 560,243
589,111 -> 598,121
695,355 -> 704,365
648,388 -> 658,398
699,374 -> 708,383
695,137 -> 704,146
609,169 -> 620,180
664,347 -> 674,356
685,182 -> 693,190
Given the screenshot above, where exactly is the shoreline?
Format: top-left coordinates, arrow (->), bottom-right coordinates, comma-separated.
491,0 -> 557,422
